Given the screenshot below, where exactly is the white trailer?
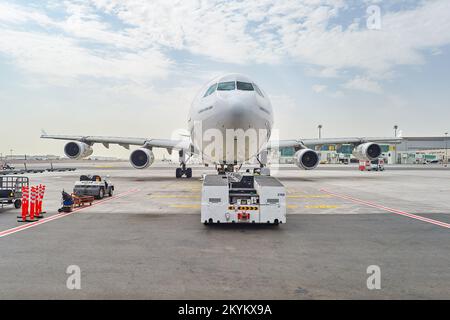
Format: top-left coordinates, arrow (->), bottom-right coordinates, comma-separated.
201,173 -> 286,225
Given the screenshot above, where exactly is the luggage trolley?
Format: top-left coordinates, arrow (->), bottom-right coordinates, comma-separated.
0,176 -> 29,209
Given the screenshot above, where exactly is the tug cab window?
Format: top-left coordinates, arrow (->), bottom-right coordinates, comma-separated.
203,83 -> 217,97
236,81 -> 254,91
217,81 -> 236,91
253,83 -> 264,97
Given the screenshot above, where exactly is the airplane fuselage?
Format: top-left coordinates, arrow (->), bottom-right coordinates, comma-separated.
188,74 -> 274,165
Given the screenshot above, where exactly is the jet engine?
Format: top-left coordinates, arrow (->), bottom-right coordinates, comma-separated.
352,142 -> 382,161
294,149 -> 319,170
130,148 -> 155,169
64,142 -> 93,160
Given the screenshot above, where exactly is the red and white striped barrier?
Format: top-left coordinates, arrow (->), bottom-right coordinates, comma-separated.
35,184 -> 46,219
17,184 -> 46,223
28,186 -> 38,222
17,186 -> 29,222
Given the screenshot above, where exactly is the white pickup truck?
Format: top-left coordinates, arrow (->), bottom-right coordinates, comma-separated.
73,175 -> 114,199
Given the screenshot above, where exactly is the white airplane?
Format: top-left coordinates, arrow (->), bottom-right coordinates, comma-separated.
41,73 -> 401,177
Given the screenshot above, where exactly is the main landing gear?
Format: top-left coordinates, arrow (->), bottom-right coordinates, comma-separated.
176,150 -> 192,179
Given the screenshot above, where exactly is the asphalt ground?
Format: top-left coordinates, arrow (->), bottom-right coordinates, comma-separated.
0,163 -> 448,299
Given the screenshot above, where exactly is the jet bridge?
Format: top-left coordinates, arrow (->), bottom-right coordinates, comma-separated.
201,173 -> 286,225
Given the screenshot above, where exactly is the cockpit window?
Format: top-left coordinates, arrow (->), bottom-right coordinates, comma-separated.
236,81 -> 254,91
203,83 -> 217,97
253,83 -> 264,97
217,81 -> 236,91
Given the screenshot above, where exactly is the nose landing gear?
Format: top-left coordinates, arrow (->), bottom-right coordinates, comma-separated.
176,150 -> 192,178
176,166 -> 192,178
216,164 -> 235,175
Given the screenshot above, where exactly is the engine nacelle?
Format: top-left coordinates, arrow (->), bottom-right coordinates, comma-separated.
352,142 -> 382,161
294,149 -> 319,170
64,142 -> 93,160
130,148 -> 155,169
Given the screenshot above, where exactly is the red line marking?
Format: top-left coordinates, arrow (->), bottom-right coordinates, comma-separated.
320,188 -> 450,229
0,189 -> 139,238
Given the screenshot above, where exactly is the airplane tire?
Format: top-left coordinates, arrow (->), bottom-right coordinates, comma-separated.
176,168 -> 182,178
186,168 -> 192,178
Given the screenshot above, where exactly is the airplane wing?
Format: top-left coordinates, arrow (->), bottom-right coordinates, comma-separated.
268,137 -> 402,149
301,137 -> 402,147
40,134 -> 191,151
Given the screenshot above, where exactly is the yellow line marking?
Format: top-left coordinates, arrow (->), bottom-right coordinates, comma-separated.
94,165 -> 114,168
150,195 -> 200,199
170,204 -> 201,209
287,205 -> 299,209
288,195 -> 332,198
305,205 -> 339,209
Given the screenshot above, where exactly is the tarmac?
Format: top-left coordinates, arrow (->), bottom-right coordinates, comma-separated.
0,162 -> 448,299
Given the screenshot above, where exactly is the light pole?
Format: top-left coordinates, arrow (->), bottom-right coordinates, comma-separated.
393,125 -> 398,164
318,125 -> 322,139
445,132 -> 448,167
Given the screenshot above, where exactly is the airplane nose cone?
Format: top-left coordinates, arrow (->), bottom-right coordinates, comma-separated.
213,90 -> 267,131
223,99 -> 254,129
229,100 -> 246,116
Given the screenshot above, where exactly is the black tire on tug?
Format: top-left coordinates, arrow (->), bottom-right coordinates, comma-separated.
109,189 -> 113,197
14,199 -> 22,209
176,168 -> 183,178
186,168 -> 192,178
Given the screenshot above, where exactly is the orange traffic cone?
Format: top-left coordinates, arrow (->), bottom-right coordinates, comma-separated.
17,186 -> 29,222
35,184 -> 44,219
41,185 -> 47,214
26,186 -> 38,222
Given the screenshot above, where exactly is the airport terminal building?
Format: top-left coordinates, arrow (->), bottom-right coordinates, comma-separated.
278,136 -> 450,164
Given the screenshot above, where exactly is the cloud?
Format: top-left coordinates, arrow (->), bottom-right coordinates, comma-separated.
0,30 -> 173,85
312,84 -> 327,93
1,0 -> 450,90
89,0 -> 450,74
0,2 -> 55,26
0,2 -> 173,86
343,76 -> 382,94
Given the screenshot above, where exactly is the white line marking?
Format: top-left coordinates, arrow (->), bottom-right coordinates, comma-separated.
320,188 -> 450,229
0,189 -> 139,238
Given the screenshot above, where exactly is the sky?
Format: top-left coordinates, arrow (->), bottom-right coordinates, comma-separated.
0,0 -> 449,158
